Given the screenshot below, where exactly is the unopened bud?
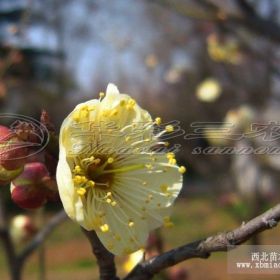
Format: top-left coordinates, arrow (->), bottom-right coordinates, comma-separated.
11,162 -> 49,209
10,215 -> 37,244
0,125 -> 28,170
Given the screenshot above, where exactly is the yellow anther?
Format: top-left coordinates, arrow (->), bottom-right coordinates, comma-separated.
73,175 -> 82,184
126,99 -> 136,110
80,105 -> 88,110
72,111 -> 80,121
106,192 -> 112,197
128,99 -> 136,106
107,157 -> 114,164
155,117 -> 162,125
80,176 -> 88,183
77,187 -> 86,196
106,198 -> 112,204
160,184 -> 168,193
128,221 -> 134,227
164,142 -> 170,147
111,109 -> 118,116
165,125 -> 174,132
73,165 -> 82,174
166,152 -> 175,159
80,109 -> 88,119
125,136 -> 131,142
178,166 -> 186,174
100,224 -> 109,232
87,180 -> 95,188
99,92 -> 105,98
111,201 -> 117,207
120,99 -> 126,106
142,181 -> 147,186
169,158 -> 177,165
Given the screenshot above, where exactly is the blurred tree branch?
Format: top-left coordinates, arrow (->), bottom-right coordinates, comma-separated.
0,193 -> 67,280
233,0 -> 280,43
0,195 -> 18,279
124,203 -> 280,280
149,0 -> 280,43
18,210 -> 67,263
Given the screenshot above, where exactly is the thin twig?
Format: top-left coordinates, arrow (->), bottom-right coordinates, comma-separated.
124,203 -> 280,280
231,0 -> 280,43
0,194 -> 19,279
149,0 -> 280,44
18,210 -> 67,264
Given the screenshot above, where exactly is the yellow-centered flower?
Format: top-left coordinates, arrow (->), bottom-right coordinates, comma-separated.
56,83 -> 184,255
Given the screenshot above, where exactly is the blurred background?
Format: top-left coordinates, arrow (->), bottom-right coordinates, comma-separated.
0,0 -> 280,279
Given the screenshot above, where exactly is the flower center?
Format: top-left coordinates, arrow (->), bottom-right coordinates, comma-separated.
72,154 -> 148,197
86,155 -> 114,189
72,155 -> 115,192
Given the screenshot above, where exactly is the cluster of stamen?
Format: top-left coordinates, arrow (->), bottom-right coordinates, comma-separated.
73,155 -> 115,197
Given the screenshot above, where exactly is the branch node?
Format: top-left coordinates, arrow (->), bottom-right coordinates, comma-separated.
265,218 -> 278,228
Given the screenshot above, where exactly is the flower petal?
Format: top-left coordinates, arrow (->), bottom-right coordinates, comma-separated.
56,145 -> 85,223
95,199 -> 148,255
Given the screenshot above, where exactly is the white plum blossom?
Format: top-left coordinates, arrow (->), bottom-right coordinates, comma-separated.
56,84 -> 184,255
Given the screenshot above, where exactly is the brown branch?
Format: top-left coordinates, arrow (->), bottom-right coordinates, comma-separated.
82,229 -> 119,280
18,210 -> 67,264
124,203 -> 280,280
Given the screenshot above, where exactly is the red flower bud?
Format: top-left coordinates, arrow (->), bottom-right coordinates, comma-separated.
11,162 -> 49,209
0,125 -> 28,170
